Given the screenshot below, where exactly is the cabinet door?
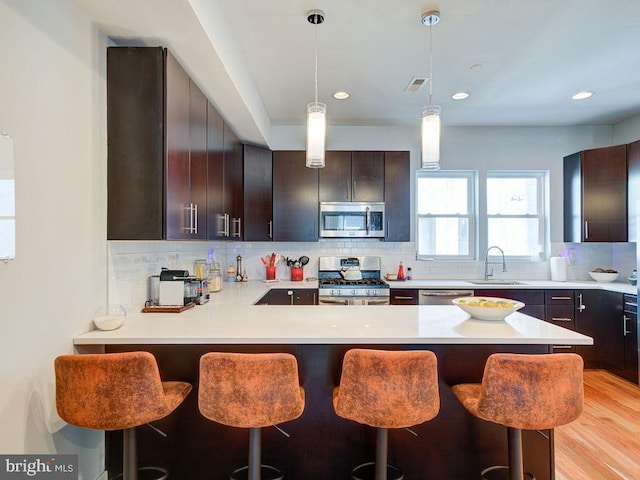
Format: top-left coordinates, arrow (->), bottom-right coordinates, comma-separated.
582,145 -> 628,242
628,140 -> 640,242
188,80 -> 208,240
206,102 -> 225,239
295,289 -> 318,305
319,151 -> 351,202
390,289 -> 418,305
273,151 -> 319,241
351,151 -> 384,202
623,310 -> 638,379
575,290 -> 624,368
384,151 -> 410,241
165,51 -> 191,240
223,123 -> 244,239
243,145 -> 273,241
107,47 -> 165,240
564,146 -> 627,242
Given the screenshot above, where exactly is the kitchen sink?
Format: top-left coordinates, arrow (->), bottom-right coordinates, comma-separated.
466,280 -> 528,286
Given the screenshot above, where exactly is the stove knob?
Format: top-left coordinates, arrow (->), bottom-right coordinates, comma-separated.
351,289 -> 357,296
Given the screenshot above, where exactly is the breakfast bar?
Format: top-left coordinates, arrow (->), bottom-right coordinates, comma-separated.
74,283 -> 592,479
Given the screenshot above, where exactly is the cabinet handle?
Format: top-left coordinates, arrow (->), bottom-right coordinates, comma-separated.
268,220 -> 273,239
550,296 -> 572,300
288,290 -> 294,306
577,293 -> 586,312
313,293 -> 317,305
232,218 -> 242,238
551,317 -> 573,322
623,314 -> 631,336
217,213 -> 228,237
393,296 -> 415,300
584,220 -> 589,239
353,180 -> 357,199
553,345 -> 573,350
346,181 -> 350,200
193,203 -> 198,234
625,301 -> 638,307
224,213 -> 230,237
183,204 -> 194,233
386,220 -> 390,238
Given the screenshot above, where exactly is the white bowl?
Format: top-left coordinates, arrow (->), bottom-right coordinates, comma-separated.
588,271 -> 619,283
93,305 -> 126,331
452,296 -> 524,321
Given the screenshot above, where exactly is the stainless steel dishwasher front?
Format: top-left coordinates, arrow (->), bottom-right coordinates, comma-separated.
418,290 -> 474,305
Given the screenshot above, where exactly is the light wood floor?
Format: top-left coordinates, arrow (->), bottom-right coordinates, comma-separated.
555,369 -> 640,480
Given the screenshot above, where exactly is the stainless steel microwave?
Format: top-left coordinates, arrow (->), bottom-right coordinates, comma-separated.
319,202 -> 385,238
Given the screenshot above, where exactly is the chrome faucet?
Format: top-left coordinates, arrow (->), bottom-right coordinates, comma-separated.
484,246 -> 507,281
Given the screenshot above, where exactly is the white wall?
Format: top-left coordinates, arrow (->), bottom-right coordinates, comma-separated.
613,113 -> 640,144
0,1 -> 107,478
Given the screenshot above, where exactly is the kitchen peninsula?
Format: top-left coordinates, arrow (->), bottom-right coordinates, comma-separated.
74,281 -> 592,479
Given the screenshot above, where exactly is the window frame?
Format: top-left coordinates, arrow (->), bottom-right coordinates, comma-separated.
416,170 -> 476,260
485,170 -> 547,261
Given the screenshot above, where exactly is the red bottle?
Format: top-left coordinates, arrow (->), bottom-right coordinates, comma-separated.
397,261 -> 405,281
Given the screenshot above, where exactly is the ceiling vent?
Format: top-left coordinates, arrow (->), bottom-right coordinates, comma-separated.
404,77 -> 428,93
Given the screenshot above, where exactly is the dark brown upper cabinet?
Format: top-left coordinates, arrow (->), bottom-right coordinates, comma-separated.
563,145 -> 628,242
206,104 -> 243,240
107,47 -> 207,240
243,145 -> 273,241
628,139 -> 640,242
272,151 -> 319,241
384,151 -> 411,241
319,151 -> 384,202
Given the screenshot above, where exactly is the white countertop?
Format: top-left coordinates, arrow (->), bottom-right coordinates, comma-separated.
385,279 -> 637,295
74,279 -> 595,346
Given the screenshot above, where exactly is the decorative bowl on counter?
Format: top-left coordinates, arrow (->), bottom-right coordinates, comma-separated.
93,304 -> 127,331
588,271 -> 619,283
452,297 -> 524,321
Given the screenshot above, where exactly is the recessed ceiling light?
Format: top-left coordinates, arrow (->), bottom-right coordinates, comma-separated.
332,91 -> 350,100
572,91 -> 594,100
451,92 -> 469,100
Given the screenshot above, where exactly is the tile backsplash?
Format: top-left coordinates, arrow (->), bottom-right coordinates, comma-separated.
108,240 -> 636,311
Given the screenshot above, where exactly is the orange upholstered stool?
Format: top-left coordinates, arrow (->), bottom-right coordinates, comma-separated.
198,352 -> 305,480
452,353 -> 584,480
333,349 -> 440,480
55,351 -> 192,480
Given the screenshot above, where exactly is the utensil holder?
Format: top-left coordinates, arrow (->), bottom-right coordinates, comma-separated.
290,268 -> 303,281
266,266 -> 276,280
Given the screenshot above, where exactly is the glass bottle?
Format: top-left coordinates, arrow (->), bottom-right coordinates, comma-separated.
209,263 -> 222,292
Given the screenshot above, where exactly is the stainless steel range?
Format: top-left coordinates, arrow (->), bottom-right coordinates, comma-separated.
318,256 -> 390,305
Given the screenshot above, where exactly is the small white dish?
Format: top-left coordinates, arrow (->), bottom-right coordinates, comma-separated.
452,296 -> 524,321
93,305 -> 126,331
588,271 -> 619,283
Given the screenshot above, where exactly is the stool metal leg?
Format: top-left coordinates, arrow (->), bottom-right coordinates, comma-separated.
248,427 -> 261,480
375,428 -> 388,480
508,427 -> 524,480
124,428 -> 138,480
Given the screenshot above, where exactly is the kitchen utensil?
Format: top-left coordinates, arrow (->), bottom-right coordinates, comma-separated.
299,256 -> 309,266
340,266 -> 363,281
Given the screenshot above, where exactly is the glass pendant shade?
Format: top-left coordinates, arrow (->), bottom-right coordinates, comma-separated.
421,105 -> 441,169
306,102 -> 326,168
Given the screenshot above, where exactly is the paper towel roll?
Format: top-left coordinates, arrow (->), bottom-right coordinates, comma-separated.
550,256 -> 568,282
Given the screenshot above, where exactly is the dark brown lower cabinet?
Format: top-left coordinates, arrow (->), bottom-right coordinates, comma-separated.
474,289 -> 545,319
255,289 -> 317,305
106,343 -> 553,480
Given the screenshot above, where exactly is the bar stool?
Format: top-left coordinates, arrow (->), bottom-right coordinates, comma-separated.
333,348 -> 440,480
198,352 -> 305,480
452,353 -> 584,480
55,351 -> 192,480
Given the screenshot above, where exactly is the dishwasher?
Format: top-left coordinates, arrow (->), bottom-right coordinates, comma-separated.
419,290 -> 474,305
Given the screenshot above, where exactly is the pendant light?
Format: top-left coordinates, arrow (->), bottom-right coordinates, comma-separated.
306,9 -> 326,168
421,10 -> 441,170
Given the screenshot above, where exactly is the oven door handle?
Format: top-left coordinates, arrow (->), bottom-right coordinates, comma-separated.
319,298 -> 349,305
365,298 -> 390,306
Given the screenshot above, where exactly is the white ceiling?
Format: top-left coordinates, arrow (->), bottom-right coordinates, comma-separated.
73,0 -> 640,146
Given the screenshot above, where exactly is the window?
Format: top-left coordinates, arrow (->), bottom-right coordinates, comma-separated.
486,171 -> 546,259
416,171 -> 475,259
0,133 -> 15,261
